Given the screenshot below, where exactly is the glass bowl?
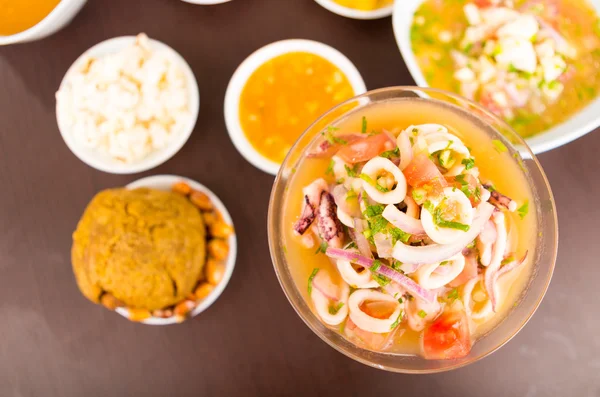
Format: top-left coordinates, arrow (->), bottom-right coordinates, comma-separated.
267,87 -> 558,373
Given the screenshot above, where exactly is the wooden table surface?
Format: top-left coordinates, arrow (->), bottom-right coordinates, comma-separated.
1,1 -> 599,396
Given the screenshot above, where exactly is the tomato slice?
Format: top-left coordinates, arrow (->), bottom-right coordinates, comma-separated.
403,153 -> 447,194
422,309 -> 471,360
336,133 -> 394,164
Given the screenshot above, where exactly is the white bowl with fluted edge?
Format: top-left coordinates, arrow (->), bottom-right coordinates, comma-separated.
392,0 -> 600,155
56,36 -> 200,174
224,39 -> 367,175
0,0 -> 87,46
314,0 -> 393,19
115,174 -> 237,325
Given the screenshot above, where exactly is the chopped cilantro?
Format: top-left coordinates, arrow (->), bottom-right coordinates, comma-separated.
389,227 -> 411,244
315,241 -> 328,254
447,288 -> 459,302
439,260 -> 449,266
369,216 -> 389,236
325,159 -> 335,176
329,302 -> 344,315
501,256 -> 515,265
390,310 -> 405,329
361,116 -> 367,134
344,164 -> 359,177
308,268 -> 319,294
418,310 -> 428,319
474,186 -> 481,201
433,207 -> 470,232
380,147 -> 400,159
492,139 -> 508,153
359,173 -> 389,193
370,260 -> 382,272
508,63 -> 519,73
364,204 -> 384,218
461,157 -> 475,170
372,273 -> 391,287
412,188 -> 426,203
517,200 -> 529,219
322,128 -> 347,145
423,200 -> 435,213
345,190 -> 358,201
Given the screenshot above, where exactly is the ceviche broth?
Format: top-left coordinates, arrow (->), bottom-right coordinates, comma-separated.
282,98 -> 536,358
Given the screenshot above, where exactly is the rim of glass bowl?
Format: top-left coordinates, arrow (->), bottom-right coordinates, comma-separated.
267,86 -> 558,373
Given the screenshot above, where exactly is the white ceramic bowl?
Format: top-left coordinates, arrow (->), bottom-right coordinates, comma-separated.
0,0 -> 87,46
181,0 -> 231,4
56,36 -> 200,174
224,39 -> 367,175
116,174 -> 237,325
314,0 -> 393,19
392,0 -> 600,155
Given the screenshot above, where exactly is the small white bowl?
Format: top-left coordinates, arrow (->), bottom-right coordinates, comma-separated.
56,36 -> 200,174
314,0 -> 393,19
224,39 -> 367,175
392,0 -> 600,155
117,174 -> 237,325
181,0 -> 231,4
0,0 -> 87,46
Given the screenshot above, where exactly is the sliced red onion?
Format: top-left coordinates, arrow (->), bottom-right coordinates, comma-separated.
374,233 -> 393,258
352,218 -> 373,258
391,202 -> 495,265
324,248 -> 435,302
382,204 -> 425,235
397,131 -> 413,170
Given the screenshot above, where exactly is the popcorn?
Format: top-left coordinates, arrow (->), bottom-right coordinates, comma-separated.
56,33 -> 191,164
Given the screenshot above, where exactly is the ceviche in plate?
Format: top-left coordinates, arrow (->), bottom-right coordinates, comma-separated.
409,0 -> 600,138
278,93 -> 541,361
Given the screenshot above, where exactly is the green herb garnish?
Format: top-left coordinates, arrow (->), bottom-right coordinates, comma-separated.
364,204 -> 384,218
501,256 -> 515,266
359,173 -> 389,193
380,147 -> 400,159
492,139 -> 508,153
389,227 -> 411,244
315,241 -> 328,254
370,260 -> 382,272
345,190 -> 358,201
447,288 -> 459,302
344,164 -> 359,177
329,302 -> 345,315
390,310 -> 405,330
325,159 -> 335,176
361,116 -> 367,134
308,268 -> 320,294
517,200 -> 529,219
423,200 -> 435,213
418,310 -> 428,319
461,157 -> 475,170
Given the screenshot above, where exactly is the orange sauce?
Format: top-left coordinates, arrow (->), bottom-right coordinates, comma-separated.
0,0 -> 62,36
239,52 -> 355,164
333,0 -> 393,11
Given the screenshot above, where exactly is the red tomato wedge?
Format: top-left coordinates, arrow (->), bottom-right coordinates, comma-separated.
445,174 -> 481,206
403,153 -> 447,194
448,249 -> 479,288
422,309 -> 472,360
360,301 -> 398,319
336,133 -> 394,164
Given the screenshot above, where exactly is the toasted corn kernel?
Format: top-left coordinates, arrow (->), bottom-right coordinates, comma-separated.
208,239 -> 229,261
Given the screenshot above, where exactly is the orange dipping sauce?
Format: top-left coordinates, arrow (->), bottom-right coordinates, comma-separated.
239,52 -> 355,164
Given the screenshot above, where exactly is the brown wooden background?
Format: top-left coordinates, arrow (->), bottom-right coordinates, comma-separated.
0,0 -> 598,396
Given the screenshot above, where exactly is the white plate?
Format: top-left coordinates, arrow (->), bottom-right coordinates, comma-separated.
115,175 -> 237,325
56,36 -> 200,174
224,39 -> 367,175
314,0 -> 393,19
392,0 -> 600,155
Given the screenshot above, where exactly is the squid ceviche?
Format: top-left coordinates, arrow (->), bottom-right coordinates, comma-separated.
283,101 -> 535,360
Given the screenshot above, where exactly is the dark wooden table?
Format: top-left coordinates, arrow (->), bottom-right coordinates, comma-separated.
1,0 -> 599,396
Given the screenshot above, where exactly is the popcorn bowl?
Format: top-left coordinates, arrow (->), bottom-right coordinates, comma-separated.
56,35 -> 200,174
